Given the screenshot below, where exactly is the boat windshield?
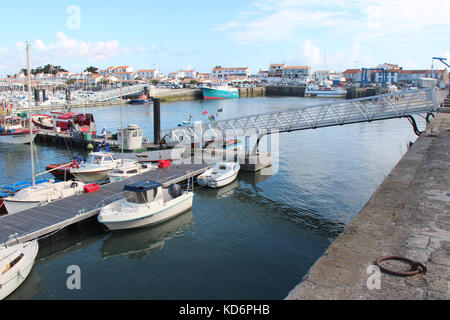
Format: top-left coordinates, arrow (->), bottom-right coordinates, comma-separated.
86,155 -> 103,165
127,190 -> 156,204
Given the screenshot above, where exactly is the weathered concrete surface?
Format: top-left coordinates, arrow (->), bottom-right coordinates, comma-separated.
286,112 -> 450,300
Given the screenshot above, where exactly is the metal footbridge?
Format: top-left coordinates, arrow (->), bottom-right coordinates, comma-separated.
161,88 -> 438,146
87,84 -> 147,102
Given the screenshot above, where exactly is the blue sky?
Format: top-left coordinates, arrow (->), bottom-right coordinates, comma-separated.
0,0 -> 449,76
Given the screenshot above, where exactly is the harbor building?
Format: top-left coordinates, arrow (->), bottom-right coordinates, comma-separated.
211,67 -> 251,80
268,64 -> 286,77
282,66 -> 311,79
135,69 -> 159,80
342,69 -> 362,82
176,70 -> 197,79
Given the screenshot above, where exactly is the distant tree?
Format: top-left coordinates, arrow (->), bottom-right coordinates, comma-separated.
30,64 -> 67,75
66,79 -> 76,85
151,79 -> 159,85
84,66 -> 99,74
214,65 -> 222,69
190,79 -> 198,84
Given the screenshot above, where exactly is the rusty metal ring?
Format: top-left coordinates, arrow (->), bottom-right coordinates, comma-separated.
376,256 -> 427,277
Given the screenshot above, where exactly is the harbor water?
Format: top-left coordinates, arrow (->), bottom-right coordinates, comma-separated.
1,96 -> 425,299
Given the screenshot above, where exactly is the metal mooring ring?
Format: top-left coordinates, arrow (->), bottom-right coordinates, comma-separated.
376,256 -> 427,277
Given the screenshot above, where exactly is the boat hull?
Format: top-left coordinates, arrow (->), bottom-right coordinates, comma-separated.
0,240 -> 38,300
0,133 -> 37,144
129,99 -> 151,105
46,164 -> 75,181
99,194 -> 194,231
3,199 -> 41,215
200,87 -> 239,100
197,170 -> 239,188
305,89 -> 347,98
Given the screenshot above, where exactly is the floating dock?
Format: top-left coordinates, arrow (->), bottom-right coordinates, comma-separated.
0,162 -> 212,247
286,110 -> 450,300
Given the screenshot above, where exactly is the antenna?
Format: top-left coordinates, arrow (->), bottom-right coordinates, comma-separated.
26,42 -> 35,186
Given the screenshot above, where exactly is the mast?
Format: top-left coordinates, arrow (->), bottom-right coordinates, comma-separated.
120,78 -> 124,166
26,43 -> 35,186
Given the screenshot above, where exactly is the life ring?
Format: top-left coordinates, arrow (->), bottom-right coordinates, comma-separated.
71,160 -> 80,169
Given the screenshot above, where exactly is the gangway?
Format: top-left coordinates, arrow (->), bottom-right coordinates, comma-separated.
161,88 -> 438,152
87,84 -> 147,102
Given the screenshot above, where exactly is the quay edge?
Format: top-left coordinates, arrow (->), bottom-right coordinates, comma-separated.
285,110 -> 450,300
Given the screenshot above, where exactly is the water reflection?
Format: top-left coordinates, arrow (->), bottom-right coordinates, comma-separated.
100,210 -> 194,260
6,222 -> 105,300
196,180 -> 240,200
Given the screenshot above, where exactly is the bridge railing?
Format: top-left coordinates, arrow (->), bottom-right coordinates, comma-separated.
162,88 -> 437,143
87,84 -> 147,102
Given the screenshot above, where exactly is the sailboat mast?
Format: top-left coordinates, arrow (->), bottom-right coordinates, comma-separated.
26,43 -> 35,186
120,79 -> 124,166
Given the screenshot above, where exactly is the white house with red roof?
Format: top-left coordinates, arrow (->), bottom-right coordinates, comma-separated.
211,67 -> 251,80
282,66 -> 311,78
268,64 -> 285,77
177,70 -> 197,79
136,69 -> 159,79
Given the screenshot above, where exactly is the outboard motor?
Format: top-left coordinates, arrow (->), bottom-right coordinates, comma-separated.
169,184 -> 182,198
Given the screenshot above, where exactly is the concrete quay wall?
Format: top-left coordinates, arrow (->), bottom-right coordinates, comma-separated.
286,111 -> 450,300
266,86 -> 306,97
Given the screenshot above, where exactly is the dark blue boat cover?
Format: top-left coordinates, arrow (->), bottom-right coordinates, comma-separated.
124,181 -> 161,192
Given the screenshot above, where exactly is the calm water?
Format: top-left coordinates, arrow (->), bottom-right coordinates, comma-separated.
1,96 -> 425,299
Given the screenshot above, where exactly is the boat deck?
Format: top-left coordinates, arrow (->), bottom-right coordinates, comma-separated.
0,162 -> 211,246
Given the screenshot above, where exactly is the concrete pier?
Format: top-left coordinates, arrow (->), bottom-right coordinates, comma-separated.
286,111 -> 450,300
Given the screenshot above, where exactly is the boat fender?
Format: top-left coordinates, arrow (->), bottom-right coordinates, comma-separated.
71,160 -> 80,169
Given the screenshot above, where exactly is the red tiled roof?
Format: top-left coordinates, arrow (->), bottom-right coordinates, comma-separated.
213,67 -> 249,71
284,66 -> 310,70
342,69 -> 361,74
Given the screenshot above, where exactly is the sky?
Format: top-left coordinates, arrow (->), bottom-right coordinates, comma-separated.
0,0 -> 449,76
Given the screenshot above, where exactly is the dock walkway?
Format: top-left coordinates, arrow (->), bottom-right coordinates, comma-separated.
286,111 -> 450,299
0,163 -> 211,247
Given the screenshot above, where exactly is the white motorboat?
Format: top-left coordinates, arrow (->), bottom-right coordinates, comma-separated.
197,162 -> 240,188
304,85 -> 347,98
0,239 -> 39,300
3,180 -> 85,214
107,162 -> 157,183
70,152 -> 123,183
98,181 -> 194,231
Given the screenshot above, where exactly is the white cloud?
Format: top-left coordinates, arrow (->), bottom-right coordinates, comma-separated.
284,40 -> 373,71
0,32 -> 129,75
214,0 -> 450,48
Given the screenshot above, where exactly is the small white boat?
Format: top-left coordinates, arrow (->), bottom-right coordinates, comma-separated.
197,162 -> 240,188
3,180 -> 85,214
304,85 -> 347,98
0,240 -> 39,300
107,162 -> 157,183
98,181 -> 194,231
70,152 -> 123,183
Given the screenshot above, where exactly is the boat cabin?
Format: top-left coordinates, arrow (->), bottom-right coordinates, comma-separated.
123,181 -> 163,204
84,152 -> 115,166
117,124 -> 143,151
0,116 -> 25,132
56,112 -> 96,133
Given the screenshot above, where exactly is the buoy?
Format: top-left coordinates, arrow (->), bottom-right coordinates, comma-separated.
87,143 -> 94,150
